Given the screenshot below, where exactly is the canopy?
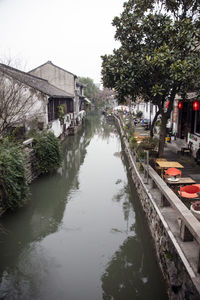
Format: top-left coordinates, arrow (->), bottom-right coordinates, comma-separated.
180,185 -> 200,194
165,168 -> 182,176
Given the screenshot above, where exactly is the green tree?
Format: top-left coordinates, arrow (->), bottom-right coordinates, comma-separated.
78,77 -> 98,101
101,0 -> 200,156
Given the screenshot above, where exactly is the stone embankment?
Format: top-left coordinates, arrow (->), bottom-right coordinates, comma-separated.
114,114 -> 200,300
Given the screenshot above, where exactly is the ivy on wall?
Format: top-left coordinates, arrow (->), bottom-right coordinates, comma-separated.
0,138 -> 29,209
0,132 -> 62,211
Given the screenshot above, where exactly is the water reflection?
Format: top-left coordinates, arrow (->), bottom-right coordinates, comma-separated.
101,180 -> 168,300
0,113 -> 103,298
0,112 -> 167,299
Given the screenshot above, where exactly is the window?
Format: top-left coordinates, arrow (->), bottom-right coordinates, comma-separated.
48,99 -> 54,122
48,98 -> 69,122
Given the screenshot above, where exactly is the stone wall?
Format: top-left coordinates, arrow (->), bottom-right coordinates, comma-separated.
23,147 -> 38,184
115,115 -> 200,300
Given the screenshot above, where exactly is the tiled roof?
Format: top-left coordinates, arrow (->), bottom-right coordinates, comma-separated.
29,60 -> 77,78
0,63 -> 74,98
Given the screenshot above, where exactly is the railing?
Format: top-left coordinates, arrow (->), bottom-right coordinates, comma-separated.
115,112 -> 200,275
23,138 -> 33,147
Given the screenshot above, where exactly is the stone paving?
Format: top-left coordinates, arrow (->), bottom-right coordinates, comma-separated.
134,123 -> 200,183
132,123 -> 200,295
164,140 -> 200,183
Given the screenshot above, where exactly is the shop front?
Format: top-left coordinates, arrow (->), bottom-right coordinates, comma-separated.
176,93 -> 200,155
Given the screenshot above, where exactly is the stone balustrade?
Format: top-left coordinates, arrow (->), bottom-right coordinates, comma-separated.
114,113 -> 200,298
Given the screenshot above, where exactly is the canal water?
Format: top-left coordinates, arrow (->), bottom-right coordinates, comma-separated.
0,112 -> 168,300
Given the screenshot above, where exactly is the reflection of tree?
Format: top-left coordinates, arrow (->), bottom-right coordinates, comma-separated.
85,112 -> 116,142
102,145 -> 168,300
101,235 -> 167,300
112,183 -> 132,227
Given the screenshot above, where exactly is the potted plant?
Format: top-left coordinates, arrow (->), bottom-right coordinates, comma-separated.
190,201 -> 200,221
57,104 -> 66,125
139,151 -> 146,162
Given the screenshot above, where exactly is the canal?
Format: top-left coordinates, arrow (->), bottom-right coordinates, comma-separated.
0,112 -> 168,300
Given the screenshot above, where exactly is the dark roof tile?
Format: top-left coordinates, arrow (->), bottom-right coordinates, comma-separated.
0,63 -> 74,98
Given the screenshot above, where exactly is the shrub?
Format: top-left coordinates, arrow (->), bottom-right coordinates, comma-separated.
139,163 -> 144,172
123,125 -> 128,131
0,138 -> 29,209
137,136 -> 159,152
129,136 -> 137,149
33,131 -> 62,175
57,104 -> 66,124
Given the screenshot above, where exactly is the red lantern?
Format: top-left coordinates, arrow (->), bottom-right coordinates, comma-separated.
177,101 -> 183,110
165,100 -> 169,108
193,101 -> 200,111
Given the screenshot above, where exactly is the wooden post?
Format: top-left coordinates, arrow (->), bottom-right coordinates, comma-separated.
161,194 -> 170,207
197,248 -> 200,273
180,221 -> 194,241
146,150 -> 149,184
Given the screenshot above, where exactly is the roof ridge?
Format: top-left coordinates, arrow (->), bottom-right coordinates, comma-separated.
0,63 -> 49,83
0,63 -> 74,98
28,60 -> 77,78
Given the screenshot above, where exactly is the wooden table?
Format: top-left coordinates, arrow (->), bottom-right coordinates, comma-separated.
165,177 -> 196,193
156,161 -> 184,178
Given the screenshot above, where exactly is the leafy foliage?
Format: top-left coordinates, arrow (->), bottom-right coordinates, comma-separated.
33,131 -> 62,175
136,111 -> 143,118
0,138 -> 29,209
101,0 -> 200,156
57,104 -> 66,124
78,77 -> 98,100
137,136 -> 159,152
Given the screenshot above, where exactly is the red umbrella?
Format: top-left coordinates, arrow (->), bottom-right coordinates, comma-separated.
178,185 -> 200,199
180,185 -> 200,194
165,168 -> 182,176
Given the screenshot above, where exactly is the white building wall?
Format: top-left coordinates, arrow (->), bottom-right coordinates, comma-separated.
49,119 -> 63,137
24,89 -> 48,124
0,76 -> 48,132
132,101 -> 157,123
48,113 -> 72,137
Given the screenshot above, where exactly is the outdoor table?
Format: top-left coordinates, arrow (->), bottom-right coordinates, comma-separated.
165,177 -> 196,193
156,161 -> 184,178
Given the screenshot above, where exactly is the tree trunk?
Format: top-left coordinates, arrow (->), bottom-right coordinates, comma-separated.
158,113 -> 168,157
150,109 -> 160,138
158,87 -> 178,157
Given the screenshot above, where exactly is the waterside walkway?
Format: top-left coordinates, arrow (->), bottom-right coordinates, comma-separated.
116,115 -> 200,299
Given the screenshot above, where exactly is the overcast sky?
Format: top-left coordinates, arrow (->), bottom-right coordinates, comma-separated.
0,0 -> 124,84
